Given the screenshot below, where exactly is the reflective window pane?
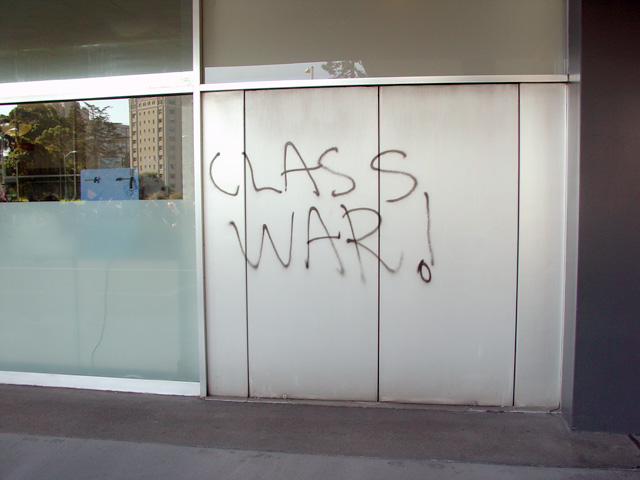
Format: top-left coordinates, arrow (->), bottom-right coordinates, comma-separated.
0,96 -> 198,382
0,0 -> 192,83
0,97 -> 188,202
203,0 -> 566,82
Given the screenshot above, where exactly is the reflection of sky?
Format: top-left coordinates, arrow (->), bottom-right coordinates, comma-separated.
205,61 -> 366,83
0,105 -> 16,117
85,98 -> 130,126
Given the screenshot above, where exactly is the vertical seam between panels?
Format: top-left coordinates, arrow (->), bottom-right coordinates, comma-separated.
513,83 -> 521,407
377,86 -> 382,403
244,90 -> 250,398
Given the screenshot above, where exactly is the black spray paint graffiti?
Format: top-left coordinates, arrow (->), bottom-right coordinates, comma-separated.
209,142 -> 434,283
306,206 -> 344,274
340,204 -> 403,282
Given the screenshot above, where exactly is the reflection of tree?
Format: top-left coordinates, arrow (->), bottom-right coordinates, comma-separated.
37,125 -> 75,164
1,104 -> 68,201
321,60 -> 367,78
0,101 -> 128,201
83,103 -> 128,169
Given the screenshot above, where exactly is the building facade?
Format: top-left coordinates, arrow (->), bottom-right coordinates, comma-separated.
0,1 -> 637,433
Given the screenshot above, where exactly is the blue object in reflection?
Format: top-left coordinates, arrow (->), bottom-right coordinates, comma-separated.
81,168 -> 140,201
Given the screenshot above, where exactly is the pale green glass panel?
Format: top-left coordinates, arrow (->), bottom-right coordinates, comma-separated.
0,98 -> 198,382
203,0 -> 566,82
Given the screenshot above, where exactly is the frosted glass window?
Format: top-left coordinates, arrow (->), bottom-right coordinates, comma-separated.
0,0 -> 192,83
0,96 -> 198,382
203,0 -> 566,83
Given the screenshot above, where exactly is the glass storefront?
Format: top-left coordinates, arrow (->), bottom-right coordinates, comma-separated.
0,96 -> 198,382
0,1 -> 570,399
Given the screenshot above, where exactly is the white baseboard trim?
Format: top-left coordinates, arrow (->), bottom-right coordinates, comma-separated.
0,371 -> 200,396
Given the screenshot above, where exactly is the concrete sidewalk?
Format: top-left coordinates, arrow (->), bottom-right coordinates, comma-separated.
2,433 -> 640,480
1,385 -> 639,479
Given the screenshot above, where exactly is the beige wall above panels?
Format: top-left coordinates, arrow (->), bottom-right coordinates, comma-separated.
203,0 -> 566,81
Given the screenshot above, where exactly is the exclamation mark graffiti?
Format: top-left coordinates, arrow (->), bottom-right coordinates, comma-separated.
417,191 -> 435,283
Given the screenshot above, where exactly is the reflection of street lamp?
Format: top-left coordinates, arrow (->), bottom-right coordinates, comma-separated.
0,136 -> 6,187
2,121 -> 31,201
64,150 -> 78,200
305,66 -> 314,79
15,159 -> 21,201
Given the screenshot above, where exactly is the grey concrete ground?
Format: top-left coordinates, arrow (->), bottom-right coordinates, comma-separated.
1,385 -> 639,479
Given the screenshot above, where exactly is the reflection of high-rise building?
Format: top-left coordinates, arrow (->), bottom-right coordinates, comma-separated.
129,96 -> 183,196
113,123 -> 131,167
52,102 -> 89,123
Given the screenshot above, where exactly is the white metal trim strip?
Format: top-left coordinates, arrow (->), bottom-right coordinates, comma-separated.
0,74 -> 568,105
193,0 -> 209,398
0,371 -> 200,396
199,75 -> 569,92
0,71 -> 194,104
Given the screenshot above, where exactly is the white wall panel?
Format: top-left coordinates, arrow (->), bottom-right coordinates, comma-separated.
515,84 -> 567,407
202,84 -> 566,407
378,85 -> 519,406
244,87 -> 379,400
202,91 -> 248,396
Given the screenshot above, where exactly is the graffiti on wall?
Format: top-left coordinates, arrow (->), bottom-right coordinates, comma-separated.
209,141 -> 434,283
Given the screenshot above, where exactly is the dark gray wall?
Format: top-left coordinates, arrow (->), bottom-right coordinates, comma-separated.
571,0 -> 640,432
